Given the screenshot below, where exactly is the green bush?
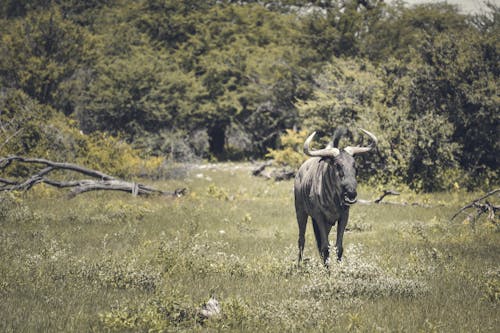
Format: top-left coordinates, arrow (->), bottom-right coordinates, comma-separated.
99,292 -> 196,331
1,1 -> 498,190
0,88 -> 166,179
266,129 -> 309,169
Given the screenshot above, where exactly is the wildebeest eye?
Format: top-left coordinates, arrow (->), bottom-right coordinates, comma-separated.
335,163 -> 344,178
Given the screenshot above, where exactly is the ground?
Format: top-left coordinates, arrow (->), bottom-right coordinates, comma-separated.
0,163 -> 498,332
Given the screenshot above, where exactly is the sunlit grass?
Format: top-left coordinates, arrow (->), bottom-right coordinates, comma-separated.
0,164 -> 498,332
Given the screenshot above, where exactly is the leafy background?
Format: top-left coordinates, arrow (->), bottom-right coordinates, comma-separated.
1,0 -> 498,191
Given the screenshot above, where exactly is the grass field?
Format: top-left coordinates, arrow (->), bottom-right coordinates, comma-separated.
1,163 -> 498,332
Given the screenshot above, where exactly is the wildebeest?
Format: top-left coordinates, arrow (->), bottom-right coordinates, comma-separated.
294,128 -> 377,267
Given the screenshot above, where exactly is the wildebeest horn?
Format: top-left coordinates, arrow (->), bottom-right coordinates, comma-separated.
344,128 -> 378,156
303,131 -> 340,157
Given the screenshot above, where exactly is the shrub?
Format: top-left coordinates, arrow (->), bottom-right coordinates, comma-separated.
0,89 -> 167,180
99,292 -> 196,332
301,244 -> 428,300
266,129 -> 309,169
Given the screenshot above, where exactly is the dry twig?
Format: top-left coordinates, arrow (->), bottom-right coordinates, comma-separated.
450,189 -> 500,222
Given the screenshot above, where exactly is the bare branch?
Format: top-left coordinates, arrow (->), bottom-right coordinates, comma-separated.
0,177 -> 18,185
0,156 -> 115,180
451,188 -> 500,221
0,155 -> 186,198
358,190 -> 435,207
252,161 -> 273,178
374,189 -> 400,204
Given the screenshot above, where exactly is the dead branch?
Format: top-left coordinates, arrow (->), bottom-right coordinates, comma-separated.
374,189 -> 400,203
358,189 -> 400,205
272,168 -> 295,181
450,188 -> 500,221
0,155 -> 186,198
358,189 -> 436,207
0,156 -> 115,180
251,161 -> 295,181
252,160 -> 273,177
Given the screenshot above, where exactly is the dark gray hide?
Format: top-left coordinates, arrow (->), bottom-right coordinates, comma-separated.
294,129 -> 377,266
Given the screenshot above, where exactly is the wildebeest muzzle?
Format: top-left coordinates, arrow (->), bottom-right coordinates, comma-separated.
342,188 -> 358,206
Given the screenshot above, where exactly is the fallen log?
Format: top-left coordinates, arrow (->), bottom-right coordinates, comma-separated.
251,161 -> 295,181
251,160 -> 273,177
0,155 -> 186,198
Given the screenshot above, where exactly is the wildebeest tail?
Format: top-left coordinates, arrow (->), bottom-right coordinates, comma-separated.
311,218 -> 322,254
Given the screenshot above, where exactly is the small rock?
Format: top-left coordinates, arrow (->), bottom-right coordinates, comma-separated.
199,296 -> 221,319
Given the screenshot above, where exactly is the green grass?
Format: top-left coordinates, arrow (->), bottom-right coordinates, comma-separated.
1,163 -> 498,332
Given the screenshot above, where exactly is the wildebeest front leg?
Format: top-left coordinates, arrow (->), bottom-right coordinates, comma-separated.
312,218 -> 333,267
336,210 -> 349,261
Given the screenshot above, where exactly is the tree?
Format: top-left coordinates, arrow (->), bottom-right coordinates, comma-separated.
138,2 -> 312,158
298,0 -> 388,61
297,58 -> 383,133
361,1 -> 468,62
77,50 -> 196,137
297,57 -> 464,191
0,7 -> 93,111
0,89 -> 54,158
411,29 -> 499,187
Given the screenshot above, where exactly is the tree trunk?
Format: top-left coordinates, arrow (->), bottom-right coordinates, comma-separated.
208,124 -> 226,159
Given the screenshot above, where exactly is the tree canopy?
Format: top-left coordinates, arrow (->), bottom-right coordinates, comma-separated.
0,0 -> 498,191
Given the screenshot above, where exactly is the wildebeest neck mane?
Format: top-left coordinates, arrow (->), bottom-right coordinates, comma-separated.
309,158 -> 342,213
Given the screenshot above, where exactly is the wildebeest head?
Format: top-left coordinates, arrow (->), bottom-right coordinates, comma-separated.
303,128 -> 377,206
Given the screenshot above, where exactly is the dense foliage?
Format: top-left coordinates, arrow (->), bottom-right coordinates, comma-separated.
0,0 -> 498,190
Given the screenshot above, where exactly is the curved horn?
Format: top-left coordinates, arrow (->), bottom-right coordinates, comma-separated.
303,131 -> 340,158
344,128 -> 378,156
